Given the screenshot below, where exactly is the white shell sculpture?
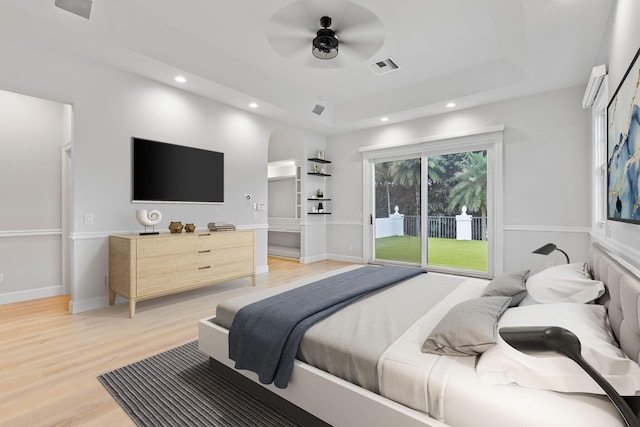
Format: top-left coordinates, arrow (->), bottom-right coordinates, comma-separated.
136,209 -> 162,228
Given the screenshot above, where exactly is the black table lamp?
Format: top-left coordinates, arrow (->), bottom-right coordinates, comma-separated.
532,243 -> 570,264
500,326 -> 640,427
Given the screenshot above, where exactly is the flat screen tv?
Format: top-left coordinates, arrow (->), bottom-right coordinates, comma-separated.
132,138 -> 224,204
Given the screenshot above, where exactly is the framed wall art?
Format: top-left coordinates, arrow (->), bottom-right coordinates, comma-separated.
607,46 -> 640,224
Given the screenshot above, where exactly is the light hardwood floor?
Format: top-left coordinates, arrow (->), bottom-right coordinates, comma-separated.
0,257 -> 353,427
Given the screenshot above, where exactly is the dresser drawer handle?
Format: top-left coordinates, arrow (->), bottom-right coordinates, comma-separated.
198,265 -> 211,270
198,250 -> 211,254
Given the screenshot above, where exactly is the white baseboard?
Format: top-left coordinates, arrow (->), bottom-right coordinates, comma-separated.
327,253 -> 365,264
69,295 -> 107,314
256,264 -> 269,274
0,285 -> 63,305
300,254 -> 328,264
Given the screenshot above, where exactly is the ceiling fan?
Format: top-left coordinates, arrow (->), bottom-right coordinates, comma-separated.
266,0 -> 385,67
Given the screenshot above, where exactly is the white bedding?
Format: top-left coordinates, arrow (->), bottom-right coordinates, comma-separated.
208,266 -> 630,427
376,275 -> 626,426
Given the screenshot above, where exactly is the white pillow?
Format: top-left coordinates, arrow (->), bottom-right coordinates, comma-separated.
476,303 -> 640,395
519,263 -> 604,305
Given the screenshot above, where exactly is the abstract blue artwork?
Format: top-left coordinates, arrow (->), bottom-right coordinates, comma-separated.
608,47 -> 640,224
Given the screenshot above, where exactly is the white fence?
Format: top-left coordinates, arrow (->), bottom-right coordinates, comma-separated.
376,206 -> 486,241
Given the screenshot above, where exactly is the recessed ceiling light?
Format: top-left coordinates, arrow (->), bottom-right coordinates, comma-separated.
446,102 -> 456,108
174,75 -> 187,83
380,116 -> 389,122
249,102 -> 259,109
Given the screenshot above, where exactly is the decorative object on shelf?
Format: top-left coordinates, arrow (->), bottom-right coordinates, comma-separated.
313,164 -> 320,173
184,223 -> 196,233
317,149 -> 325,160
532,243 -> 570,264
135,209 -> 162,235
318,202 -> 324,213
169,221 -> 184,233
208,222 -> 236,232
316,188 -> 324,198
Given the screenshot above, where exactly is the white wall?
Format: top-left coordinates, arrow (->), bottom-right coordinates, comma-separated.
0,90 -> 64,303
597,0 -> 640,264
0,33 -> 294,312
268,178 -> 296,218
326,85 -> 592,273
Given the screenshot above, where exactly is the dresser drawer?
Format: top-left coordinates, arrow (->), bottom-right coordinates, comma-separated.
136,251 -> 218,296
211,246 -> 255,279
137,233 -> 214,258
210,231 -> 254,249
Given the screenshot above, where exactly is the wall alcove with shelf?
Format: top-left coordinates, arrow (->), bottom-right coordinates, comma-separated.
307,157 -> 332,215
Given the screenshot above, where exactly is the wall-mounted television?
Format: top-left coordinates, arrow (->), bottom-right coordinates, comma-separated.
132,137 -> 224,204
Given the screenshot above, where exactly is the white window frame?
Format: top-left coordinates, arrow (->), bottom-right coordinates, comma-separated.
588,75 -> 609,236
360,125 -> 504,277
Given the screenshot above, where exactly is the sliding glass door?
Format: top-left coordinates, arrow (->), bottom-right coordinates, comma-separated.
426,151 -> 488,273
374,157 -> 422,264
366,129 -> 502,277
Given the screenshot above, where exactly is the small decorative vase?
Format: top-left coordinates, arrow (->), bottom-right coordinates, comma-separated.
169,221 -> 183,233
184,223 -> 195,233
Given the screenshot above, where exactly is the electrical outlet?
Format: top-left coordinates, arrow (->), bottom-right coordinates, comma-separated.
84,212 -> 94,225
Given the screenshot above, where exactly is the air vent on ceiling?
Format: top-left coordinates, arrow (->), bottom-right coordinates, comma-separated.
368,58 -> 400,76
312,104 -> 326,115
55,0 -> 93,19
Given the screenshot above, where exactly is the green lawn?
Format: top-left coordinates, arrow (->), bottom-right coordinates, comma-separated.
375,236 -> 487,271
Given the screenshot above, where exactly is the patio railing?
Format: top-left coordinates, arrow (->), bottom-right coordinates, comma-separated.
404,215 -> 486,241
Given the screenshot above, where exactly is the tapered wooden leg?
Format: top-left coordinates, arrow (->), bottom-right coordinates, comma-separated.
251,274 -> 256,286
109,290 -> 116,305
129,300 -> 136,318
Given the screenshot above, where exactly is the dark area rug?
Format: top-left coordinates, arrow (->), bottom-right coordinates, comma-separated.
98,341 -> 303,427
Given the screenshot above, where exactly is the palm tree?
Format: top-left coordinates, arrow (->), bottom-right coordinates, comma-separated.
427,155 -> 446,185
447,151 -> 487,239
375,162 -> 394,216
389,159 -> 421,214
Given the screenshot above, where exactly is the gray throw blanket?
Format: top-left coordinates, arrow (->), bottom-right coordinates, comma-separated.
228,265 -> 426,388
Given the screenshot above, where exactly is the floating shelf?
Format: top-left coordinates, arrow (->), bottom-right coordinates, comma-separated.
308,158 -> 332,164
308,212 -> 331,215
307,198 -> 332,201
307,172 -> 331,177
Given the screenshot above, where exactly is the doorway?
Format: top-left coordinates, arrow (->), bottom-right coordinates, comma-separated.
364,128 -> 503,277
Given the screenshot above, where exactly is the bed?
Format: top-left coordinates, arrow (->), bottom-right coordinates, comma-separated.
198,243 -> 640,426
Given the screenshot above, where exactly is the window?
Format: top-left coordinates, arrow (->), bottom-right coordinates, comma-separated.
361,126 -> 504,277
586,71 -> 608,235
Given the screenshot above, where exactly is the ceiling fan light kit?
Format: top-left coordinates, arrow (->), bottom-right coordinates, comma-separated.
312,16 -> 339,60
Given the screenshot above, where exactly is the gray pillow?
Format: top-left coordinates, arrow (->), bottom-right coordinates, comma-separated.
481,270 -> 530,306
422,296 -> 512,356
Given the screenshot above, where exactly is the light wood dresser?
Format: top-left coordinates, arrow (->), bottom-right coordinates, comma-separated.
109,230 -> 255,317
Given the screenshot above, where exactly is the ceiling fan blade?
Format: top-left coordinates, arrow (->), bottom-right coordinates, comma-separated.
339,39 -> 384,61
268,35 -> 310,58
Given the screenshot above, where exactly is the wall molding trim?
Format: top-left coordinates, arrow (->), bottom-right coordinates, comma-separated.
327,253 -> 365,263
503,225 -> 591,234
0,229 -> 62,238
591,234 -> 640,270
69,224 -> 269,240
0,284 -> 63,305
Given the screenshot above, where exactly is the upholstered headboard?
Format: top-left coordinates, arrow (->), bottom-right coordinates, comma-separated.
590,243 -> 640,364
